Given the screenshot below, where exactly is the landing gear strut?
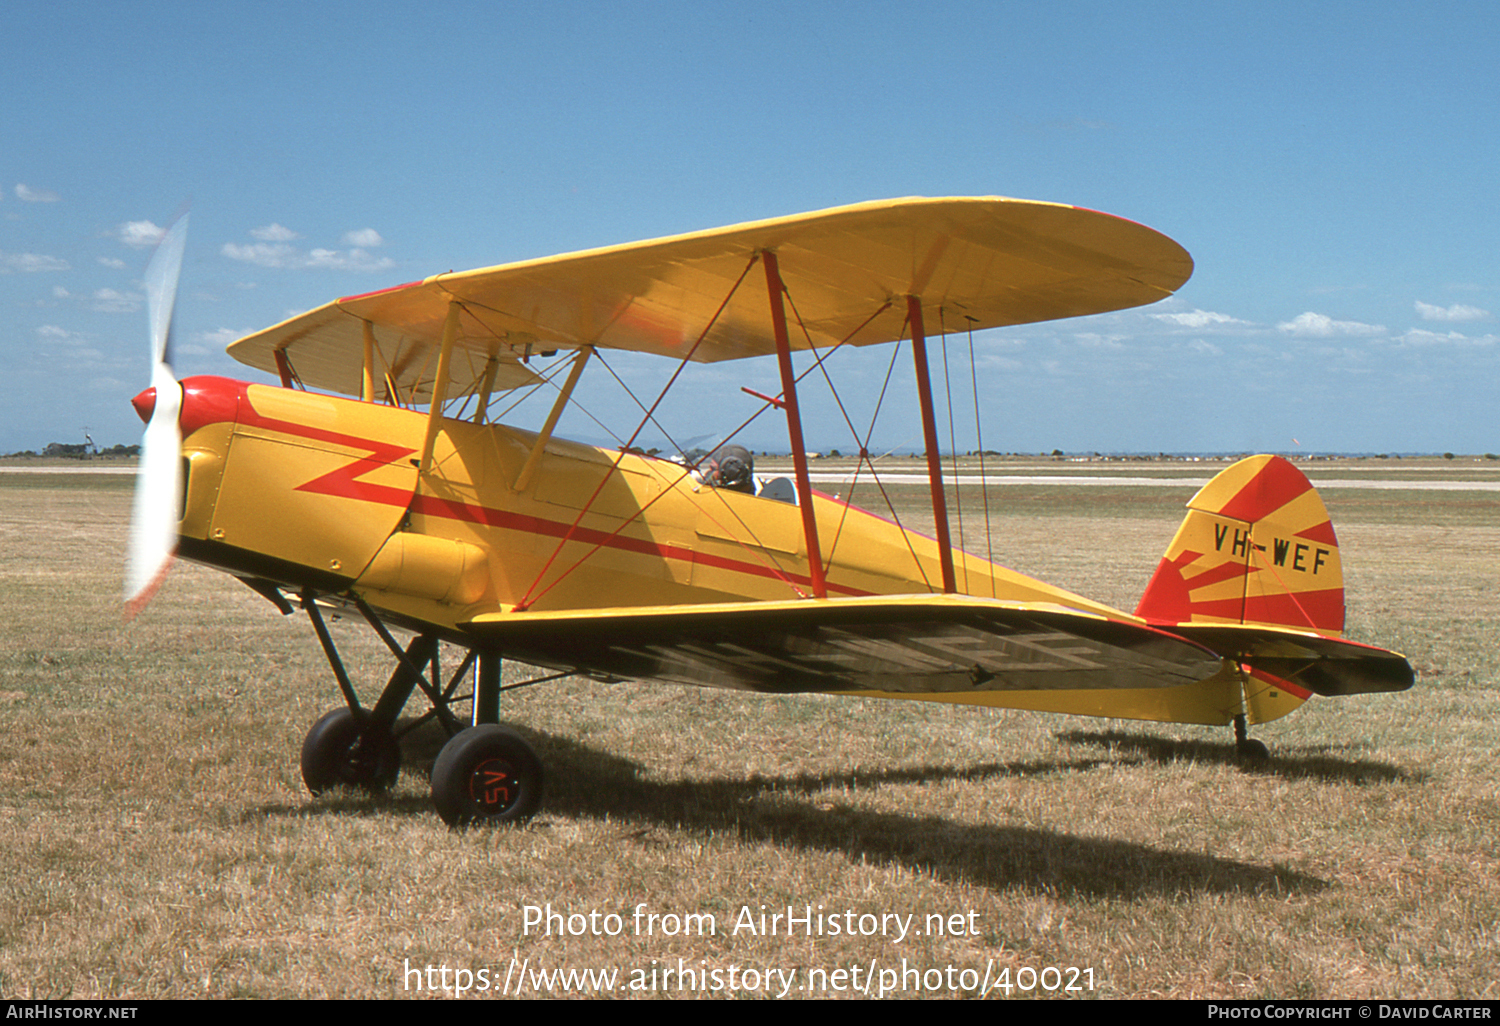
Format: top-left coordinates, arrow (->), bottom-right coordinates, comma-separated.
293,590 -> 545,825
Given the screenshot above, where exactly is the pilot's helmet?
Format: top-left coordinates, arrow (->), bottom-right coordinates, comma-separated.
707,444 -> 753,491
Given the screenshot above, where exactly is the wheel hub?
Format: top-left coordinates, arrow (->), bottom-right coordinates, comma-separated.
470,757 -> 521,813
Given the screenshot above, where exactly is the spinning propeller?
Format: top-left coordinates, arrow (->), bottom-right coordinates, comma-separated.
124,214 -> 188,619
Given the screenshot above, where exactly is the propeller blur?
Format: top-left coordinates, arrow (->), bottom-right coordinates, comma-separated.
124,214 -> 188,619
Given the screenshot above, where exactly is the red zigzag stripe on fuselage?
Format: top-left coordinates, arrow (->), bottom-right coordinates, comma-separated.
410,493 -> 866,597
195,377 -> 865,599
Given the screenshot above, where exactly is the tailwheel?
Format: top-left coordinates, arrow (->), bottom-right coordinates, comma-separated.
301,708 -> 402,795
430,725 -> 544,827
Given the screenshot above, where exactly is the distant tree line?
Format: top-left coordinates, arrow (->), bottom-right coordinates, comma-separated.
3,443 -> 140,458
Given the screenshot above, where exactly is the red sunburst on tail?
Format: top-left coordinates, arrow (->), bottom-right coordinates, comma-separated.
1136,455 -> 1344,634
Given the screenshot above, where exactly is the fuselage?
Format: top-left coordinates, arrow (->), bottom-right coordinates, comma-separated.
134,375 -> 1318,727
166,375 -> 1125,633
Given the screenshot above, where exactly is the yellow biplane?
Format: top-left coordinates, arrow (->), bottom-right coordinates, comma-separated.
126,197 -> 1413,826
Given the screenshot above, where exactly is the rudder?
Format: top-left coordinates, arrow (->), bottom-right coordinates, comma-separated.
1136,455 -> 1344,634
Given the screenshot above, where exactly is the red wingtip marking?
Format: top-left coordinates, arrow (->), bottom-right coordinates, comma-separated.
338,280 -> 424,303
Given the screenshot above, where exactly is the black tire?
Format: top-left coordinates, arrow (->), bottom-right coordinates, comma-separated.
431,725 -> 544,827
300,708 -> 402,795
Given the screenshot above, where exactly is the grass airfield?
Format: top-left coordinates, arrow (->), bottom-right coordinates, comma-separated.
0,459 -> 1496,999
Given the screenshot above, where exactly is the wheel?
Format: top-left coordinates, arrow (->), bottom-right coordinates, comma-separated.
300,708 -> 402,795
430,725 -> 544,827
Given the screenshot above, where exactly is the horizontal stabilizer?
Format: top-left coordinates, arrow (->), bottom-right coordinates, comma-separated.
1161,623 -> 1414,696
463,594 -> 1222,697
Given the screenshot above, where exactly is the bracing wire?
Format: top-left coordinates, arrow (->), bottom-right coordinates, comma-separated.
967,318 -> 996,594
779,293 -> 934,591
515,253 -> 760,610
939,312 -> 967,593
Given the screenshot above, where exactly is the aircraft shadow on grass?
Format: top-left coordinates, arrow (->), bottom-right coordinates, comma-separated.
1057,729 -> 1419,785
252,721 -> 1330,899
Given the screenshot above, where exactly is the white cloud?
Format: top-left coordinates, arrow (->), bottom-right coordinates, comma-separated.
97,256 -> 126,269
222,237 -> 394,272
1151,308 -> 1249,328
307,247 -> 394,271
1415,300 -> 1489,322
0,251 -> 69,272
221,241 -> 298,267
15,184 -> 60,202
35,327 -> 105,364
1276,311 -> 1386,337
116,220 -> 165,248
91,287 -> 140,313
250,223 -> 300,242
342,228 -> 383,247
974,353 -> 1024,371
1395,328 -> 1497,349
198,327 -> 246,348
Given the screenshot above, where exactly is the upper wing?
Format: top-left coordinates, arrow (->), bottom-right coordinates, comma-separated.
462,593 -> 1222,696
221,297 -> 546,405
226,196 -> 1192,400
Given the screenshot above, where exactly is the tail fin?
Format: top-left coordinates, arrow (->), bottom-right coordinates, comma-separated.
1136,455 -> 1344,634
1137,456 -> 1412,714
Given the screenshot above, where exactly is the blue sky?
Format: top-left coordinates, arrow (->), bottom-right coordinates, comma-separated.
3,1 -> 1496,455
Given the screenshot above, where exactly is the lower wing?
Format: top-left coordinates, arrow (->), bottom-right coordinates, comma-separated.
463,594 -> 1224,696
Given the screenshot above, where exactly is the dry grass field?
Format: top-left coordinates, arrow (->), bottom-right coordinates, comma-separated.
1,461 -> 1496,999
